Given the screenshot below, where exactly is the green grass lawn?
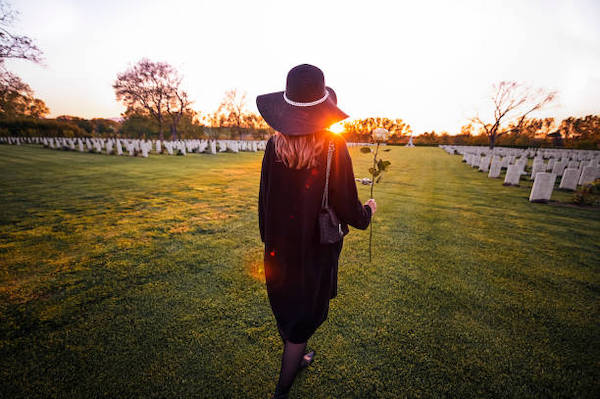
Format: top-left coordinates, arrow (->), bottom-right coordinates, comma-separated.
1,144 -> 598,398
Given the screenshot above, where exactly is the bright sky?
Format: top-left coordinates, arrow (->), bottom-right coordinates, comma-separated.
6,0 -> 600,134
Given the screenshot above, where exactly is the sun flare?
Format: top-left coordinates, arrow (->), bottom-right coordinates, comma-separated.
328,122 -> 345,134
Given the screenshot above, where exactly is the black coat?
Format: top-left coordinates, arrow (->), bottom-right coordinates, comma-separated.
258,133 -> 372,343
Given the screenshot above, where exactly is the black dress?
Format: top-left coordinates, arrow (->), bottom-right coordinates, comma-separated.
258,133 -> 372,344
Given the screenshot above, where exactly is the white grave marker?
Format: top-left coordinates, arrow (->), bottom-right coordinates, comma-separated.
529,172 -> 556,203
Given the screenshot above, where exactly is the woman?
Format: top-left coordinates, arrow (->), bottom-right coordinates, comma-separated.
257,64 -> 376,399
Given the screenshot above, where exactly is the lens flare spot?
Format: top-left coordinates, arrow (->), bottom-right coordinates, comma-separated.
328,121 -> 345,134
247,259 -> 265,283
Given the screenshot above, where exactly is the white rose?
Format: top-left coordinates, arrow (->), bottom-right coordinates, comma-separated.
372,128 -> 390,142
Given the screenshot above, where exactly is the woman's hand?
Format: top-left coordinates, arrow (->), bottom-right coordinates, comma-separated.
365,199 -> 376,215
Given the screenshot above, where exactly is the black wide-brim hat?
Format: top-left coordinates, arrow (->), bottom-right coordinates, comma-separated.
256,64 -> 349,136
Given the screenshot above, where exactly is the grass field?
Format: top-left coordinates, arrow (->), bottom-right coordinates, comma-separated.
1,144 -> 599,398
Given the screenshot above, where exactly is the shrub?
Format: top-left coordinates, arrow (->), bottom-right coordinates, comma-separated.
573,179 -> 600,206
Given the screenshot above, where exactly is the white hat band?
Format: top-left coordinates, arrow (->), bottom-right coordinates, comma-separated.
283,89 -> 329,107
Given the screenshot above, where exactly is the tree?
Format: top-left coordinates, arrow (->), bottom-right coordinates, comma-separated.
342,117 -> 411,142
55,115 -> 119,137
0,1 -> 47,119
166,88 -> 192,140
113,59 -> 191,141
0,1 -> 42,66
0,70 -> 48,117
558,115 -> 600,149
216,89 -> 247,139
120,107 -> 159,138
242,112 -> 273,139
498,117 -> 555,147
470,81 -> 556,149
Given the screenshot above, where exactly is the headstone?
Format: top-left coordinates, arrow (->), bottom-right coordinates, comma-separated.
141,143 -> 149,157
464,154 -> 472,166
578,166 -> 600,186
503,164 -> 521,186
177,141 -> 186,155
559,168 -> 579,191
478,155 -> 491,172
531,160 -> 545,180
529,172 -> 556,202
488,157 -> 502,178
551,161 -> 566,177
156,140 -> 161,154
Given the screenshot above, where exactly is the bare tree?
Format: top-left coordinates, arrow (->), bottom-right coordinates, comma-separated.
166,89 -> 192,140
0,1 -> 46,118
471,81 -> 557,149
216,89 -> 247,139
0,1 -> 42,67
113,59 -> 190,141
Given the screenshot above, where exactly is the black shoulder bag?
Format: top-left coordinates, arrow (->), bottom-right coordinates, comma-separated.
319,140 -> 349,244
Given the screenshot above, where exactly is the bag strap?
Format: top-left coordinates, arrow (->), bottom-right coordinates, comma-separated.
321,140 -> 334,209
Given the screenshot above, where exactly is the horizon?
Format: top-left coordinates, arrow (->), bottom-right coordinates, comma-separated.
6,0 -> 600,134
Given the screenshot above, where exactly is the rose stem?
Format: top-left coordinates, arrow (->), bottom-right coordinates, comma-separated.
369,142 -> 380,262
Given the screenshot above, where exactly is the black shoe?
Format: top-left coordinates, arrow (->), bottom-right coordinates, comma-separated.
271,384 -> 289,399
299,350 -> 315,369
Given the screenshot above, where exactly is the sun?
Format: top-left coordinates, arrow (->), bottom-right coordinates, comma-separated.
328,121 -> 345,134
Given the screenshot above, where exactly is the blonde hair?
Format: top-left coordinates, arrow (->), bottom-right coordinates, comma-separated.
273,130 -> 328,170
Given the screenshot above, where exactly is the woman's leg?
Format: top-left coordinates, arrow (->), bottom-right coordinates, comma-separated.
274,339 -> 307,396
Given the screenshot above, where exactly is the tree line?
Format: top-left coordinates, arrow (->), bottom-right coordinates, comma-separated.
406,115 -> 600,149
112,59 -> 273,140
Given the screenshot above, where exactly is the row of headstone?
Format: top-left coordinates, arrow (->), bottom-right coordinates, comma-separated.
0,136 -> 267,157
441,145 -> 600,203
444,144 -> 599,162
2,136 -> 23,145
